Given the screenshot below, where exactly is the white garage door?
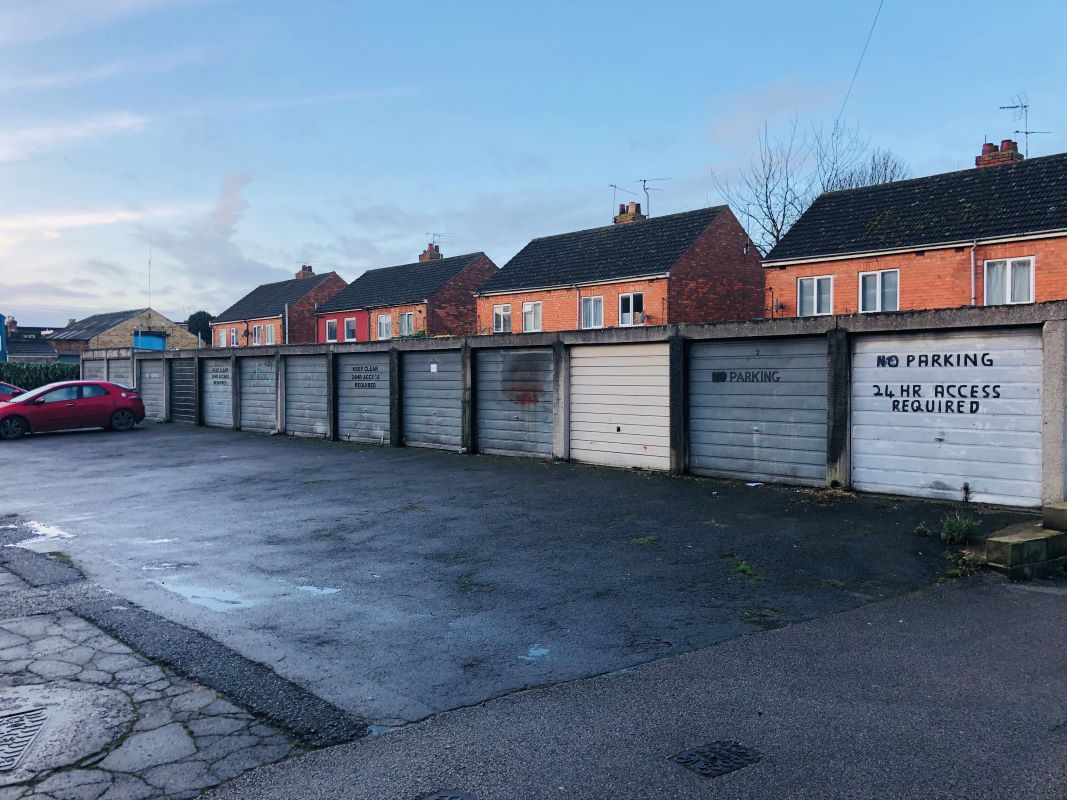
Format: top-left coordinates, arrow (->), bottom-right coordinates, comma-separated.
569,343 -> 670,470
851,329 -> 1042,507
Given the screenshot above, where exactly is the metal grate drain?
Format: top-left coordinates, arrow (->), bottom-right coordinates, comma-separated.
420,792 -> 476,800
670,740 -> 761,778
0,708 -> 47,771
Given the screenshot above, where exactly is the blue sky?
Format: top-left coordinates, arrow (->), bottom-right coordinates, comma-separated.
2,0 -> 1065,325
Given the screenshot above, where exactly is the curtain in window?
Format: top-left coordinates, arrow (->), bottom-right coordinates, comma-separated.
860,274 -> 877,311
1010,260 -> 1032,303
881,271 -> 898,311
816,278 -> 832,314
799,280 -> 814,316
986,261 -> 1006,304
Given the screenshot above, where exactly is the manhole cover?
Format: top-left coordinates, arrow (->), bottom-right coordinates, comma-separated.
420,792 -> 476,800
0,708 -> 47,771
670,740 -> 761,778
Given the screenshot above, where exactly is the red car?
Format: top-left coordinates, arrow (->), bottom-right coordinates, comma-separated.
0,381 -> 145,440
0,381 -> 23,400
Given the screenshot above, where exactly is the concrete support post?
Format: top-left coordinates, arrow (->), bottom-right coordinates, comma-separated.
161,356 -> 171,422
104,357 -> 111,382
668,334 -> 688,476
460,343 -> 473,454
230,353 -> 239,430
326,350 -> 338,442
552,338 -> 570,460
273,352 -> 283,433
825,328 -> 851,488
388,349 -> 402,447
193,355 -> 203,426
1041,320 -> 1067,506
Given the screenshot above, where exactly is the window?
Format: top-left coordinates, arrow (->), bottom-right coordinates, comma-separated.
325,319 -> 338,342
859,270 -> 899,313
493,304 -> 511,334
265,325 -> 275,345
42,386 -> 79,403
399,312 -> 414,336
797,276 -> 833,316
218,329 -> 226,347
581,296 -> 603,329
230,328 -> 238,346
252,325 -> 261,345
619,293 -> 644,326
985,258 -> 1034,305
344,318 -> 356,341
81,385 -> 109,398
522,301 -> 542,332
377,315 -> 392,339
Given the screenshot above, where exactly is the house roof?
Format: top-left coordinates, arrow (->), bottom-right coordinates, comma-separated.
214,272 -> 340,323
8,326 -> 60,359
317,253 -> 486,313
476,206 -> 728,294
764,152 -> 1067,263
50,310 -> 144,341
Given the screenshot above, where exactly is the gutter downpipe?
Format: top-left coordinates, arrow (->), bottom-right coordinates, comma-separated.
970,239 -> 978,306
284,304 -> 290,344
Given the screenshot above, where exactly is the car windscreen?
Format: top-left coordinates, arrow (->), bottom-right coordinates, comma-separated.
5,383 -> 65,404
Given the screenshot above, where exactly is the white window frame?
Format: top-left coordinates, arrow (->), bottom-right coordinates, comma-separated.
493,304 -> 511,334
218,329 -> 226,347
230,328 -> 238,346
522,301 -> 542,333
265,324 -> 275,345
344,317 -> 356,342
398,312 -> 414,336
858,269 -> 899,313
618,292 -> 644,327
252,325 -> 261,345
581,296 -> 604,329
325,319 -> 338,342
797,276 -> 834,317
377,315 -> 392,340
984,257 -> 1034,306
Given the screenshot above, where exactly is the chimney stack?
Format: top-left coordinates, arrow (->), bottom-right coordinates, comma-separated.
67,318 -> 77,328
419,243 -> 443,262
975,138 -> 1024,168
295,264 -> 315,279
613,201 -> 647,225
5,317 -> 15,335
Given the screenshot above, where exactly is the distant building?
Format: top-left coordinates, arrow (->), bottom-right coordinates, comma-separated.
3,317 -> 66,363
50,309 -> 199,357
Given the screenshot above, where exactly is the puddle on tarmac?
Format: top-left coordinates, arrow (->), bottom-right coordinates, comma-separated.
142,562 -> 197,571
519,644 -> 550,663
295,585 -> 340,596
11,521 -> 75,551
155,582 -> 258,611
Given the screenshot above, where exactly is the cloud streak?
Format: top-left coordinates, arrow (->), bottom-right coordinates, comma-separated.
0,112 -> 148,162
0,206 -> 199,233
0,0 -> 202,45
0,49 -> 208,92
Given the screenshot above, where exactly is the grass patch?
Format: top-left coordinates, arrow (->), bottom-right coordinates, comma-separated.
703,518 -> 726,527
741,607 -> 784,630
818,578 -> 845,589
940,511 -> 980,545
913,521 -> 930,537
631,535 -> 657,546
458,573 -> 494,593
733,560 -> 760,579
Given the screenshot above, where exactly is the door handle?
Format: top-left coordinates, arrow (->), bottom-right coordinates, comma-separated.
65,402 -> 77,406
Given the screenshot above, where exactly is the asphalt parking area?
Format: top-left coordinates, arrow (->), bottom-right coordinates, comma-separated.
1,423 -> 1029,729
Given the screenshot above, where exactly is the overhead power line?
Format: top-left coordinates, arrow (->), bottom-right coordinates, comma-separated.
836,0 -> 886,127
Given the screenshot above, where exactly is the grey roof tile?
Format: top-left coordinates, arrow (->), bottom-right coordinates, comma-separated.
214,272 -> 340,323
317,253 -> 485,313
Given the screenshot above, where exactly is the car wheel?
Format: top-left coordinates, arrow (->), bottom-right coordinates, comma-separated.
0,417 -> 28,440
109,409 -> 137,432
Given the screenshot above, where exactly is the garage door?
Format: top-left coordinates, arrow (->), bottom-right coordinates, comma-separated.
402,351 -> 462,450
107,359 -> 131,387
137,359 -> 165,421
285,355 -> 328,437
202,358 -> 233,428
169,359 -> 196,423
475,349 -> 554,458
689,338 -> 827,485
82,360 -> 105,381
338,353 -> 390,444
570,343 -> 670,470
240,357 -> 277,433
852,329 -> 1042,507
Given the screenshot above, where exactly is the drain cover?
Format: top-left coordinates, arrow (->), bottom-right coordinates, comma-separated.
420,792 -> 475,800
670,740 -> 761,778
0,708 -> 47,771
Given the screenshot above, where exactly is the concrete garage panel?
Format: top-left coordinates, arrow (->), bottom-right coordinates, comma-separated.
82,360 -> 105,381
201,358 -> 233,428
240,357 -> 277,433
475,349 -> 554,459
168,359 -> 196,423
402,351 -> 463,450
689,337 -> 828,486
285,355 -> 328,438
107,359 -> 132,387
137,359 -> 165,421
337,353 -> 390,445
852,329 -> 1043,506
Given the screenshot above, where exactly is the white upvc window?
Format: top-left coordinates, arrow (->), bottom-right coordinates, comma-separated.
581,296 -> 603,329
230,328 -> 238,346
218,329 -> 226,347
619,293 -> 644,326
377,315 -> 392,340
399,312 -> 414,336
325,319 -> 338,342
985,257 -> 1034,305
493,304 -> 511,334
797,276 -> 833,316
344,318 -> 356,341
858,269 -> 899,313
522,301 -> 542,332
265,325 -> 275,345
254,325 -> 263,345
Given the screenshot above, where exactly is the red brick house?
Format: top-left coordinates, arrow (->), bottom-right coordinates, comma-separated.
212,266 -> 346,347
763,141 -> 1067,317
316,246 -> 498,342
473,203 -> 763,334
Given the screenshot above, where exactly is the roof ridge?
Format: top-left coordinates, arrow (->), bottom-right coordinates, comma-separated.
525,206 -> 727,244
355,252 -> 482,277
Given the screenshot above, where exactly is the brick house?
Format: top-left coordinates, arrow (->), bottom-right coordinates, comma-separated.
473,203 -> 764,334
2,317 -> 64,363
211,266 -> 346,348
763,141 -> 1067,317
316,247 -> 498,342
50,308 -> 199,357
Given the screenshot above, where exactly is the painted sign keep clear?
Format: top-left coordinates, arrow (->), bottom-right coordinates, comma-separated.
350,364 -> 379,390
210,365 -> 230,386
870,351 -> 1000,414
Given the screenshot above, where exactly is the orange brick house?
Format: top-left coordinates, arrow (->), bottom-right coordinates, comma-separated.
316,247 -> 498,341
473,203 -> 764,334
211,265 -> 346,347
763,141 -> 1067,317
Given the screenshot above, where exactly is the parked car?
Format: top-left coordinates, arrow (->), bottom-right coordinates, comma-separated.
0,382 -> 24,400
0,381 -> 145,440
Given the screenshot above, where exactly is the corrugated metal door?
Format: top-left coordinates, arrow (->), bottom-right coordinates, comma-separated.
285,356 -> 328,437
337,353 -> 390,444
475,349 -> 554,458
569,344 -> 670,470
402,351 -> 462,450
107,359 -> 132,387
240,357 -> 277,433
852,329 -> 1043,507
82,360 -> 105,381
689,338 -> 827,486
201,358 -> 233,428
137,359 -> 165,421
169,360 -> 196,423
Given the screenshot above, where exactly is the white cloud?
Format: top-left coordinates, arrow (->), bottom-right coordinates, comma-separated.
0,112 -> 148,162
0,205 -> 197,233
0,49 -> 208,92
0,0 -> 202,45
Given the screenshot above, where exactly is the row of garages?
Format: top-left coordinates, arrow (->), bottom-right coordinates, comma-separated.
87,326 -> 1045,508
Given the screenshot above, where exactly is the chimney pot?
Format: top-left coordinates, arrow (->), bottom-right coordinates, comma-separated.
295,265 -> 315,279
613,200 -> 648,225
976,137 -> 1023,168
619,204 -> 626,214
68,318 -> 77,327
419,243 -> 443,262
982,142 -> 998,155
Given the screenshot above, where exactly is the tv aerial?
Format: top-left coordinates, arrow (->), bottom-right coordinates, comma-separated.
999,92 -> 1050,157
609,183 -> 637,213
424,232 -> 455,246
635,177 -> 672,216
